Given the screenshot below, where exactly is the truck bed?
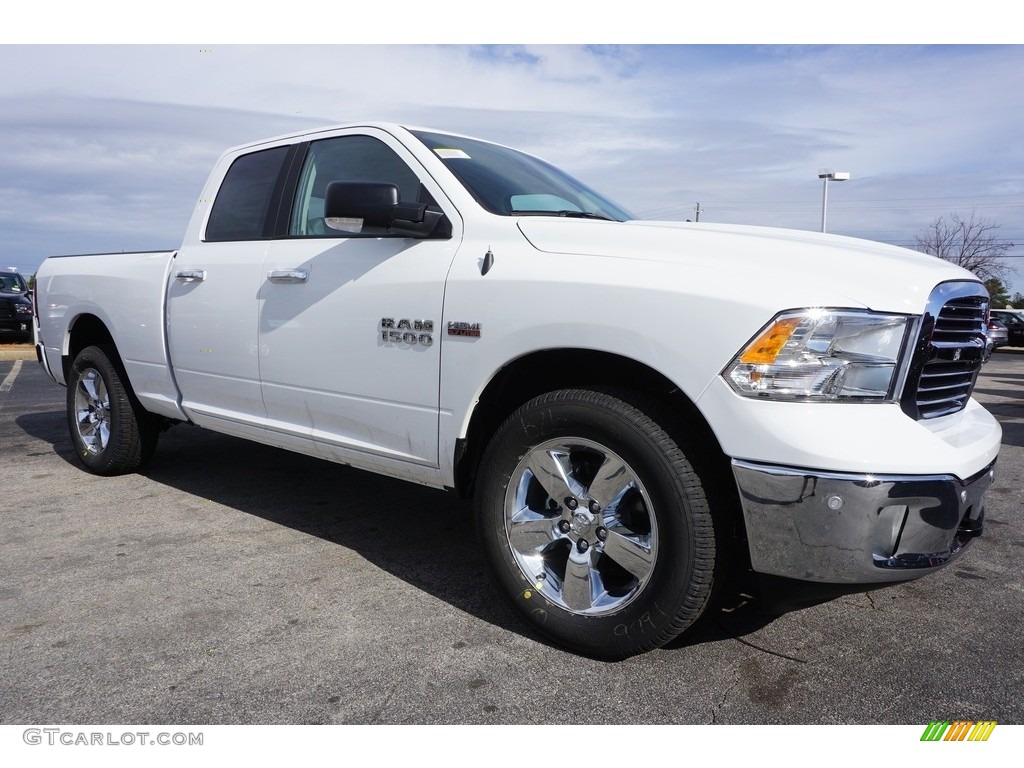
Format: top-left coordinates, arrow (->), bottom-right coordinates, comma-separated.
34,250 -> 186,421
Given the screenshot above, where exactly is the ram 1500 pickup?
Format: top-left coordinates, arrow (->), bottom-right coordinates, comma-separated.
33,122 -> 1001,658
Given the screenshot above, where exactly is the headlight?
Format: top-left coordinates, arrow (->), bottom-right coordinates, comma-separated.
15,304 -> 32,315
724,309 -> 913,401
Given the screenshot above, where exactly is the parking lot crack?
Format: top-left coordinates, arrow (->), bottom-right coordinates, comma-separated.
711,665 -> 741,723
730,634 -> 808,664
714,615 -> 808,664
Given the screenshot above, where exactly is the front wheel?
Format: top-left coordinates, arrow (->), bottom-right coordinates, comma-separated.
67,344 -> 158,475
475,389 -> 717,659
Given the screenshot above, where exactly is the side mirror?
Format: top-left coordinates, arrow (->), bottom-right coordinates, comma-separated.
323,181 -> 444,238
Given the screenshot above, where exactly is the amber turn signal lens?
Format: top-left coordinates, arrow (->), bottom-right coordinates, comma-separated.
739,317 -> 802,364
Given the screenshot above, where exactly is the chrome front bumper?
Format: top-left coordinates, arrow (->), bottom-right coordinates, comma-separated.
732,459 -> 995,583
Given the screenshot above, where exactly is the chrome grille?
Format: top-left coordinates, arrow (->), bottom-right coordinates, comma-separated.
901,282 -> 989,420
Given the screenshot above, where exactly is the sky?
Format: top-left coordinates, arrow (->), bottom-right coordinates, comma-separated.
3,7 -> 1023,296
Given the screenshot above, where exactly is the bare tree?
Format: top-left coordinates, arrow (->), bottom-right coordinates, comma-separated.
914,212 -> 1013,282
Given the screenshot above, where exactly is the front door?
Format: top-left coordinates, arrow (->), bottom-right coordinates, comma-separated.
258,130 -> 460,471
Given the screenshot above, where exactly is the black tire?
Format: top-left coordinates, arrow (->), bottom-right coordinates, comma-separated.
475,389 -> 717,659
66,344 -> 158,475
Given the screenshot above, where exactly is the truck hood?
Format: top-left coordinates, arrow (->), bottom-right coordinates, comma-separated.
516,218 -> 980,314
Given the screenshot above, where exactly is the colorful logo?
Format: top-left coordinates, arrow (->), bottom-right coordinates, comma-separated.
921,721 -> 997,742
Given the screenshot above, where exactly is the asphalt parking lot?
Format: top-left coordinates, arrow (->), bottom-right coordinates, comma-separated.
1,345 -> 1022,726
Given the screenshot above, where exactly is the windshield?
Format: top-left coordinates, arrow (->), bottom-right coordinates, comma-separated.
411,130 -> 633,221
0,273 -> 27,294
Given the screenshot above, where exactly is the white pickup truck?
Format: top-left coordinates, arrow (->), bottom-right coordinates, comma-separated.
33,122 -> 1001,658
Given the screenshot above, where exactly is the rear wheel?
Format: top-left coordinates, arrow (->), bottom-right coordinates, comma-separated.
475,389 -> 717,659
67,345 -> 158,475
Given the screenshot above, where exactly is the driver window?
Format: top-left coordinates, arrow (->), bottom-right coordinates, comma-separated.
290,135 -> 423,237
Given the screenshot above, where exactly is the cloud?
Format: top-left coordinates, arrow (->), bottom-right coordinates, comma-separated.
0,44 -> 1021,291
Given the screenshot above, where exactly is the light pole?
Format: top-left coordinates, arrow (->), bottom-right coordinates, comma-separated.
818,170 -> 850,233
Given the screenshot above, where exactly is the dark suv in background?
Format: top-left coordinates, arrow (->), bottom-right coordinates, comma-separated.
0,269 -> 32,343
991,309 -> 1024,347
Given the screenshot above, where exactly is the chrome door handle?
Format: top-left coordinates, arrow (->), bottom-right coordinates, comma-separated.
268,269 -> 309,284
175,269 -> 206,283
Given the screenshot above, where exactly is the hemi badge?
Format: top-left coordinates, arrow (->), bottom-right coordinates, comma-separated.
447,321 -> 482,338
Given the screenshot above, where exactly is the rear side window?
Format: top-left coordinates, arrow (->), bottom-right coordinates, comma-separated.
205,146 -> 290,241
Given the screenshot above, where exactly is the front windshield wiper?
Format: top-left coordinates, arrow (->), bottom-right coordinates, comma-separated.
513,210 -> 616,221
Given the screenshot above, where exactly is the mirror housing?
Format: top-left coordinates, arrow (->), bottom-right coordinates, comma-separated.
324,181 -> 443,238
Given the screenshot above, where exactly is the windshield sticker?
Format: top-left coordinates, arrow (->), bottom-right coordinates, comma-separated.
434,148 -> 471,160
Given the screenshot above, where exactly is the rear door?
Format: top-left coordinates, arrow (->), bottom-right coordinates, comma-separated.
167,143 -> 297,434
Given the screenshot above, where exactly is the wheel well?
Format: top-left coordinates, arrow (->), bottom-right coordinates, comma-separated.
62,314 -> 115,382
456,350 -> 726,493
456,348 -> 749,572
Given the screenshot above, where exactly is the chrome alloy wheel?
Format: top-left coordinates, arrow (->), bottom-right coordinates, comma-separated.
504,438 -> 658,616
73,367 -> 111,456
